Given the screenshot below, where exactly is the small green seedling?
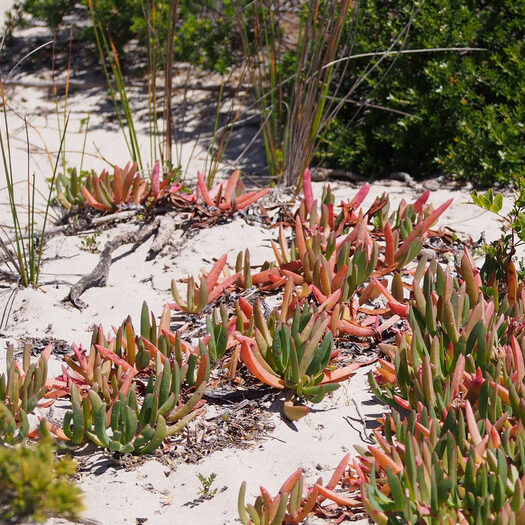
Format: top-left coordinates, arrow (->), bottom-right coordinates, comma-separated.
197,472 -> 218,499
79,230 -> 102,253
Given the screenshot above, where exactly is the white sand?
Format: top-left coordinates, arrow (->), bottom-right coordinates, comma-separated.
0,1 -> 15,27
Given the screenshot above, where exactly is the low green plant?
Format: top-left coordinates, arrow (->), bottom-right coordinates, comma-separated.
195,170 -> 270,212
79,230 -> 101,253
197,472 -> 218,499
0,440 -> 83,524
81,161 -> 146,211
263,180 -> 451,325
359,403 -> 525,523
471,186 -> 525,288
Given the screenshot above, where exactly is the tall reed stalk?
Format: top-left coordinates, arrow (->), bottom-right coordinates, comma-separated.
88,0 -> 143,171
52,29 -> 72,181
237,0 -> 353,187
89,0 -> 243,186
164,0 -> 179,167
0,78 -> 68,287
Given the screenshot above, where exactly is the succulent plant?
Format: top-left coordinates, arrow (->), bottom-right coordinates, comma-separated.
0,343 -> 52,444
359,252 -> 525,521
257,198 -> 525,521
238,455 -> 359,525
80,160 -> 182,212
81,161 -> 144,211
170,254 -> 241,313
55,167 -> 89,210
62,355 -> 206,454
17,165 -> 501,523
238,301 -> 360,420
204,305 -> 231,361
55,304 -> 209,454
196,170 -> 269,212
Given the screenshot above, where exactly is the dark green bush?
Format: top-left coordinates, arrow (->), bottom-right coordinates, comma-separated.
17,0 -> 248,72
320,0 -> 524,185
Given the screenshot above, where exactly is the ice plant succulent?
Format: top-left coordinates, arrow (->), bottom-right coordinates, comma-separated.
170,254 -> 241,314
80,160 -> 181,212
238,455 -> 359,525
0,343 -> 52,443
358,251 -> 525,521
238,301 -> 360,420
52,304 -> 209,453
62,355 -> 206,454
196,170 -> 269,212
81,161 -> 145,211
55,167 -> 88,210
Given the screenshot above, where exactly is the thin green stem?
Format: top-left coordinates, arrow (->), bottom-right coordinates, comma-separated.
36,115 -> 69,284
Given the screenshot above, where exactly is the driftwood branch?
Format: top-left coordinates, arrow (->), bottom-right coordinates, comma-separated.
5,210 -> 141,243
68,219 -> 159,309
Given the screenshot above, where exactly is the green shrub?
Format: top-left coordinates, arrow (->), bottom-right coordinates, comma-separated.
17,0 -> 248,72
20,0 -> 75,28
131,1 -> 246,73
320,0 -> 525,185
0,440 -> 83,524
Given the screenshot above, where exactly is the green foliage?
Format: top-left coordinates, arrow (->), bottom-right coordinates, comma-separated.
21,0 -> 75,28
238,457 -> 354,525
238,473 -> 305,525
472,183 -> 525,247
321,0 -> 525,185
471,188 -> 504,215
133,1 -> 246,73
0,440 -> 83,524
19,0 -> 249,72
238,298 -> 361,421
471,184 -> 525,287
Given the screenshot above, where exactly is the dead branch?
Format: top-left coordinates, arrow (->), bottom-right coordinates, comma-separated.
68,218 -> 159,309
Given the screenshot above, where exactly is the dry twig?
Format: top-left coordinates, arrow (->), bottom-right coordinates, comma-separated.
68,218 -> 159,308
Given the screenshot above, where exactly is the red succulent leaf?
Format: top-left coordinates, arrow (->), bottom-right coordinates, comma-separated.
302,168 -> 314,212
